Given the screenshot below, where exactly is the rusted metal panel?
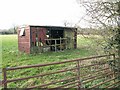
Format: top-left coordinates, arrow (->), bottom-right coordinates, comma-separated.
38,28 -> 47,44
31,27 -> 36,46
30,27 -> 47,53
18,25 -> 31,54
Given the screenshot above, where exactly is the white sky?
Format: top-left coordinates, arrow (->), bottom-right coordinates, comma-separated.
0,0 -> 86,29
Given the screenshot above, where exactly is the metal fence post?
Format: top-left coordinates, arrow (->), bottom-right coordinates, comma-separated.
77,61 -> 81,90
3,68 -> 7,88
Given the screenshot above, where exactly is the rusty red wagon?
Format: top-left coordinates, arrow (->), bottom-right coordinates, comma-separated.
18,25 -> 77,54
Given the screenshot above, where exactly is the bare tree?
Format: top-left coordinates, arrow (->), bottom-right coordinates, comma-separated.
63,20 -> 74,27
12,24 -> 18,34
77,0 -> 120,59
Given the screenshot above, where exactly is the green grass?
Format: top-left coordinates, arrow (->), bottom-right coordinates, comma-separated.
1,35 -> 119,88
1,34 -> 99,88
2,34 -> 96,68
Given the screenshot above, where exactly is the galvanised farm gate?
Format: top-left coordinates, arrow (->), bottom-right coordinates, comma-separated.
18,25 -> 77,54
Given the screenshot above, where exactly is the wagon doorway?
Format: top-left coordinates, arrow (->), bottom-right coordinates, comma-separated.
51,30 -> 64,38
49,29 -> 65,51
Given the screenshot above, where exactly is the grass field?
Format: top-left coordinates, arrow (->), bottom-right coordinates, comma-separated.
1,34 -> 101,88
2,34 -> 98,68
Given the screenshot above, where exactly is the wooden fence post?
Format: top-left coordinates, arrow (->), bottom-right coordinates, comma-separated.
55,39 -> 57,52
3,68 -> 7,88
60,37 -> 62,51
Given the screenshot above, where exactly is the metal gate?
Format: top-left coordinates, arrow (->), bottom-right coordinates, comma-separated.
2,54 -> 120,89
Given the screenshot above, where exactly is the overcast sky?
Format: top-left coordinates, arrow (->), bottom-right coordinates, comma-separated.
0,0 -> 86,29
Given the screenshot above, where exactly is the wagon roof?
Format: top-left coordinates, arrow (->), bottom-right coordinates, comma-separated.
29,25 -> 77,30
